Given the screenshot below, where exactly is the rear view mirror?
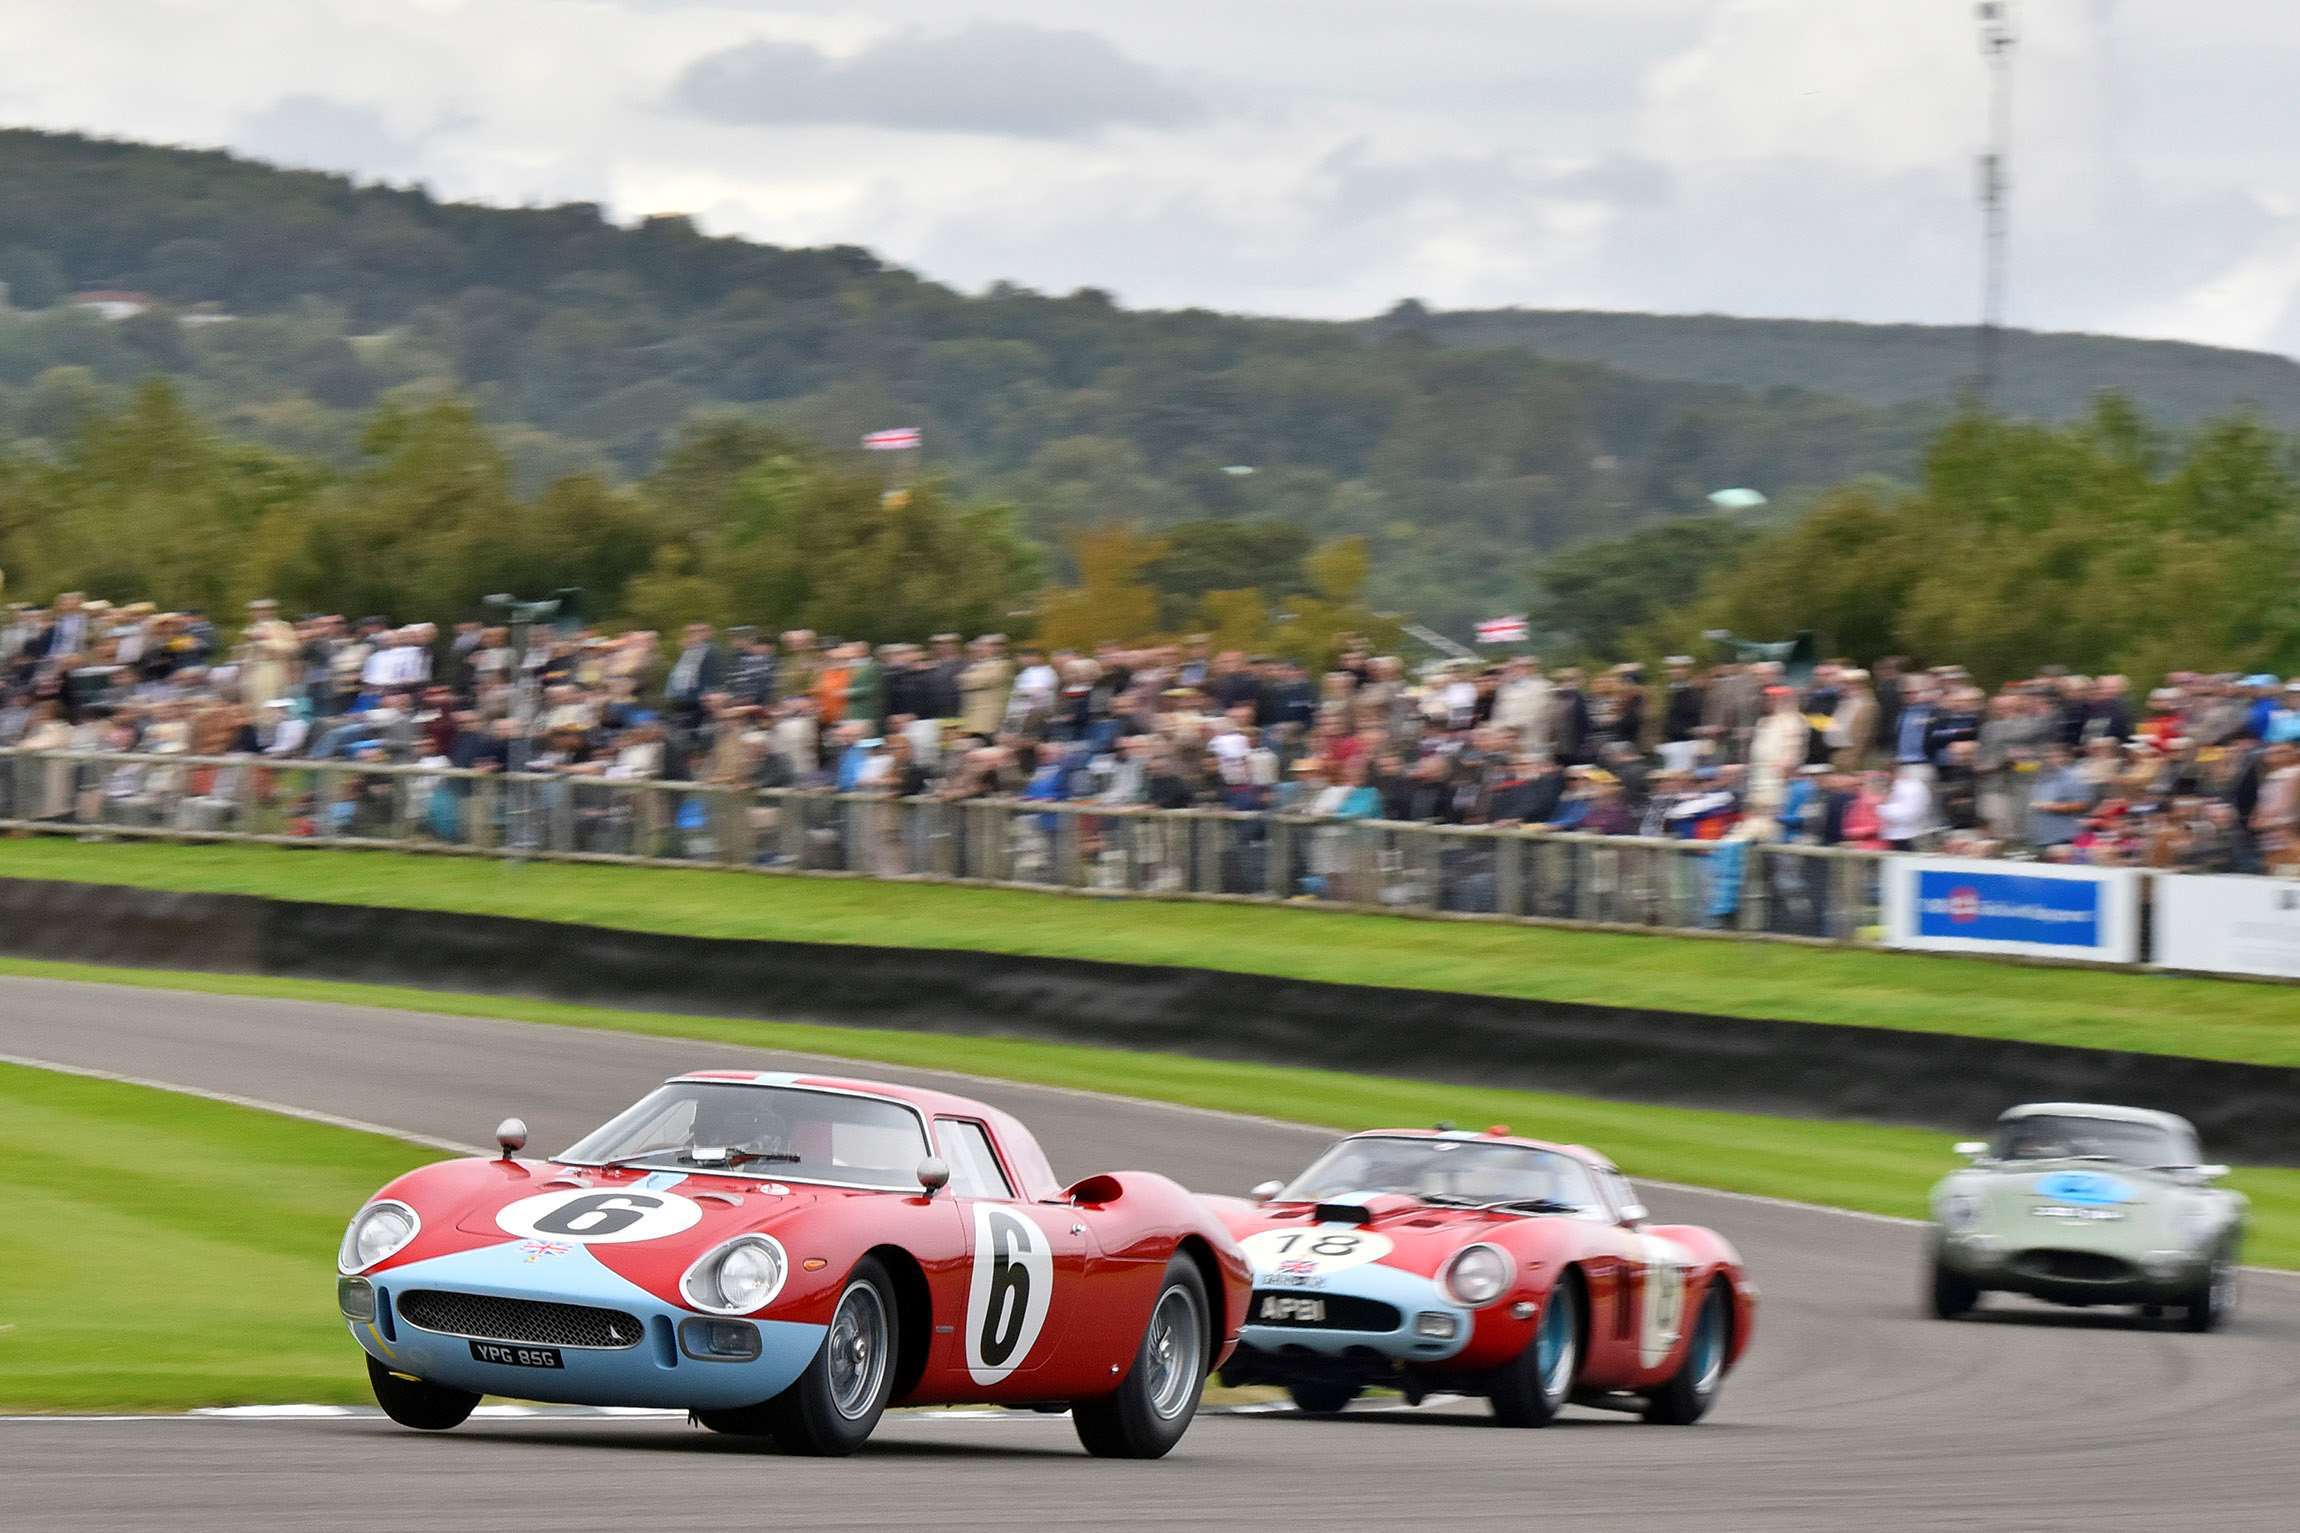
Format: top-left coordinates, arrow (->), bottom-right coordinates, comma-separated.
1953,1141 -> 1989,1158
916,1157 -> 951,1197
2197,1164 -> 2230,1182
1249,1180 -> 1284,1204
1618,1203 -> 1650,1226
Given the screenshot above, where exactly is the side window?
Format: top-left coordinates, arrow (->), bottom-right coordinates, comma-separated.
935,1120 -> 1015,1199
1597,1168 -> 1643,1223
1549,1157 -> 1607,1219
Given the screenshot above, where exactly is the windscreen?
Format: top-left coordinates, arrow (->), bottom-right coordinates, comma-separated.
1991,1115 -> 2188,1166
559,1082 -> 929,1189
1278,1135 -> 1604,1214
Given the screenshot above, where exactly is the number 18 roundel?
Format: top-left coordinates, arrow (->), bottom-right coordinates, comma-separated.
965,1203 -> 1054,1385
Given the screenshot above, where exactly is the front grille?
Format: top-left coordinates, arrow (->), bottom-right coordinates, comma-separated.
398,1290 -> 645,1349
2014,1250 -> 2136,1284
1249,1290 -> 1403,1332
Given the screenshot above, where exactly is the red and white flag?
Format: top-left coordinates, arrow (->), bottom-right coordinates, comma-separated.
1475,616 -> 1529,644
862,427 -> 922,451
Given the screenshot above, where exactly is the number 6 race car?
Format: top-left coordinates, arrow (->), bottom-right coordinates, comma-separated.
336,1071 -> 1250,1457
1207,1127 -> 1755,1426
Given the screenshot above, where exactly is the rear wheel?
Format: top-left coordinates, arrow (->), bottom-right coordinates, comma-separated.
763,1258 -> 899,1455
1489,1278 -> 1578,1427
1074,1254 -> 1210,1459
366,1356 -> 479,1431
1644,1283 -> 1728,1424
1286,1382 -> 1360,1416
1928,1252 -> 1981,1320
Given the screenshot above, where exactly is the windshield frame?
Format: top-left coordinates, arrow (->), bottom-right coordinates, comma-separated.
555,1080 -> 934,1192
1277,1133 -> 1608,1217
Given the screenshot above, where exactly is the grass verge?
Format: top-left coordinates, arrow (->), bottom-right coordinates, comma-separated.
0,1060 -> 429,1411
4,957 -> 2297,1274
3,839 -> 2298,1066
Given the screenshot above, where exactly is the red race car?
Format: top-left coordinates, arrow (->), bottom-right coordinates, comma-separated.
1208,1126 -> 1755,1425
335,1070 -> 1250,1457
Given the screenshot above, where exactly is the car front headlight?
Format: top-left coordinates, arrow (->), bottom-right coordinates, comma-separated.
1441,1243 -> 1514,1308
681,1235 -> 788,1315
2175,1200 -> 2224,1249
1938,1190 -> 1985,1233
338,1200 -> 420,1275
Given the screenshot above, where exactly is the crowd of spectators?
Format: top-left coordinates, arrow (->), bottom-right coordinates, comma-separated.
5,591 -> 2300,875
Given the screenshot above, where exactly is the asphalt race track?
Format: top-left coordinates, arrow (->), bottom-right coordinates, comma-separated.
5,974 -> 2297,1532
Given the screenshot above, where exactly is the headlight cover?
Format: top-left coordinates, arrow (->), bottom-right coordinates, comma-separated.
1938,1190 -> 1985,1232
337,1200 -> 420,1275
2175,1199 -> 2224,1249
1441,1243 -> 1514,1308
680,1234 -> 789,1315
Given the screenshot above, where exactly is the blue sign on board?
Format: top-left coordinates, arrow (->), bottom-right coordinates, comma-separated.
1913,869 -> 2101,948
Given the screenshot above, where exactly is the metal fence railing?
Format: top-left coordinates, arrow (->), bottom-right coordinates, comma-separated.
0,748 -> 1888,942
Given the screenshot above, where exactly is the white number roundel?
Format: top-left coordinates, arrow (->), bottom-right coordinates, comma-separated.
495,1188 -> 704,1245
1240,1227 -> 1393,1276
965,1204 -> 1054,1385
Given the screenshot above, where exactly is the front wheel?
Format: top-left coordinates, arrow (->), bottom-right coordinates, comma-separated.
1074,1254 -> 1210,1459
1644,1283 -> 1728,1424
1928,1252 -> 1980,1320
2180,1248 -> 2236,1333
1286,1381 -> 1360,1416
366,1356 -> 480,1431
763,1258 -> 899,1455
1489,1278 -> 1579,1427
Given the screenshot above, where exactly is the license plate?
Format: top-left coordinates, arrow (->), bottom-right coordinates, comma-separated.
469,1341 -> 563,1369
1258,1295 -> 1326,1324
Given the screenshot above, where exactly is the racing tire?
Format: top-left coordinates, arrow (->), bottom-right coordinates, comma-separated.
1074,1254 -> 1210,1459
1928,1254 -> 1981,1320
1286,1382 -> 1360,1416
1489,1277 -> 1579,1428
1643,1283 -> 1728,1425
2179,1247 -> 2236,1334
366,1356 -> 480,1431
762,1258 -> 900,1456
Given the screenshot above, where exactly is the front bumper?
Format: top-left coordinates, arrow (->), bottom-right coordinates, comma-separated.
347,1242 -> 826,1409
1220,1267 -> 1473,1388
1938,1234 -> 2213,1305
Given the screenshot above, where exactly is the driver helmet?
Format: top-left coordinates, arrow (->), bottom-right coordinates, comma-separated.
689,1090 -> 792,1154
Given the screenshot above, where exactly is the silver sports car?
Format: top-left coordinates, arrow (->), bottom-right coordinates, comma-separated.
1927,1102 -> 2244,1330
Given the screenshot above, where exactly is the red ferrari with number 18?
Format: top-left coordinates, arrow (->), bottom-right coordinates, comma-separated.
335,1071 -> 1249,1457
1209,1126 -> 1755,1425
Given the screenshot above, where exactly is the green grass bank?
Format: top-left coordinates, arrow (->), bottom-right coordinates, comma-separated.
2,839 -> 2297,1066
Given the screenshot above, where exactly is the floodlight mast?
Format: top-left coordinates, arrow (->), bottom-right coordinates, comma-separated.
1976,2 -> 2016,411
483,591 -> 570,863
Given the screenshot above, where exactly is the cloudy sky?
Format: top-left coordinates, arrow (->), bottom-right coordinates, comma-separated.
11,0 -> 2300,354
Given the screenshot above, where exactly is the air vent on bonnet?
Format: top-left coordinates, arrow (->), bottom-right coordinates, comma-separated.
1313,1202 -> 1375,1226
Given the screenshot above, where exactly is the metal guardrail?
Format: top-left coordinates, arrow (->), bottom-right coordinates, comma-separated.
0,747 -> 1888,942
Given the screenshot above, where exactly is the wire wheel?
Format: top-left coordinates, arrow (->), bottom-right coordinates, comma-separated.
1537,1282 -> 1579,1400
826,1281 -> 889,1421
1144,1283 -> 1203,1421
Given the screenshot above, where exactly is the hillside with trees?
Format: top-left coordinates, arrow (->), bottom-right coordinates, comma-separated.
1403,307 -> 2300,429
1,128 -> 1929,631
5,128 -> 2298,646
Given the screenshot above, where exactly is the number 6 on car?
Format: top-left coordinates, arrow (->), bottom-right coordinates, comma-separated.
335,1072 -> 1250,1457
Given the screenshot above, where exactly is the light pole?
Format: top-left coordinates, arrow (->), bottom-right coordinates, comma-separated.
1975,1 -> 2017,410
483,590 -> 575,860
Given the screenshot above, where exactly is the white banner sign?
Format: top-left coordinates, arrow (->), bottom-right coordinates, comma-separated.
2153,873 -> 2300,979
1882,856 -> 2141,964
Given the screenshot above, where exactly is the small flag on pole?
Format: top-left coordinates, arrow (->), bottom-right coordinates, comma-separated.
862,427 -> 922,451
1475,616 -> 1529,645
